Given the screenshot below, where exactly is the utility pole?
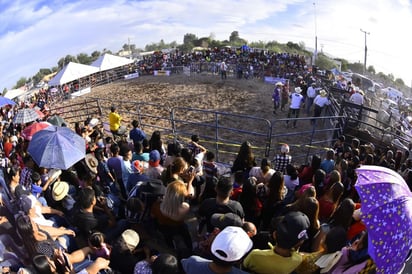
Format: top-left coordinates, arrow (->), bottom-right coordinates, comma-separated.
313,2 -> 318,66
360,29 -> 370,75
128,37 -> 132,59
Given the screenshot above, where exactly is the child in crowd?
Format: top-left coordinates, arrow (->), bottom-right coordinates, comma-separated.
89,232 -> 111,260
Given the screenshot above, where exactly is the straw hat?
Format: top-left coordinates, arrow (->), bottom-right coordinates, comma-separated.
85,154 -> 98,174
294,87 -> 302,93
319,90 -> 327,97
52,181 -> 69,201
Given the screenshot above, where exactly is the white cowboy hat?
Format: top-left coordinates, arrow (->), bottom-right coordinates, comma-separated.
294,87 -> 302,93
319,89 -> 327,97
275,82 -> 284,86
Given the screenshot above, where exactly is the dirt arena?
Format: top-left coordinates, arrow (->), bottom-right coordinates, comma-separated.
88,74 -> 276,119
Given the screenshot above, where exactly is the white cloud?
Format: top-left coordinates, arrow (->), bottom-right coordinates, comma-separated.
0,0 -> 411,89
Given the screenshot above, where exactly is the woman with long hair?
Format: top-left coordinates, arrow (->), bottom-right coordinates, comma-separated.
231,141 -> 256,175
260,171 -> 287,231
239,177 -> 262,226
151,180 -> 194,250
318,181 -> 344,222
149,131 -> 166,164
296,196 -> 321,253
6,166 -> 21,199
298,154 -> 321,186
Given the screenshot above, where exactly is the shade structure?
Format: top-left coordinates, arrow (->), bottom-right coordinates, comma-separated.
13,108 -> 40,124
355,165 -> 412,274
21,122 -> 52,141
0,96 -> 16,107
28,126 -> 86,169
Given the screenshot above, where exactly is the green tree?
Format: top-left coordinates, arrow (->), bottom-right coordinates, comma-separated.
91,51 -> 101,58
64,55 -> 77,65
347,62 -> 364,74
77,53 -> 91,64
182,33 -> 197,52
316,53 -> 337,70
14,77 -> 27,89
367,65 -> 376,75
57,57 -> 65,69
229,31 -> 239,43
395,78 -> 405,86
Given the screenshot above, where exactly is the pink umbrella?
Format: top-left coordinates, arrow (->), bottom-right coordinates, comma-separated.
22,122 -> 52,141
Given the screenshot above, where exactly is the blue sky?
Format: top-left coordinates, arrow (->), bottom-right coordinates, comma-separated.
1,0 -> 411,90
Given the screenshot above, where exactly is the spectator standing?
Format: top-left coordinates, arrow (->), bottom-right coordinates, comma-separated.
129,119 -> 146,146
286,87 -> 304,128
273,144 -> 292,174
220,61 -> 227,80
108,106 -> 122,136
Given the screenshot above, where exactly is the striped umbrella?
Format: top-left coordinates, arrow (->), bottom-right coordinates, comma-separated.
13,108 -> 40,124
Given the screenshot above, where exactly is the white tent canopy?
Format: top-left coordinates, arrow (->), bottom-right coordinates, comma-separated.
90,53 -> 133,71
48,62 -> 99,86
4,88 -> 28,100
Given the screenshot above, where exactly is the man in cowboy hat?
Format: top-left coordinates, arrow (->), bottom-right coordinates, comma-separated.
312,89 -> 331,124
306,82 -> 318,115
286,87 -> 305,128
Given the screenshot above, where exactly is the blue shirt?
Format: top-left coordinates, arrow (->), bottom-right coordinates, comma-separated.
129,127 -> 146,144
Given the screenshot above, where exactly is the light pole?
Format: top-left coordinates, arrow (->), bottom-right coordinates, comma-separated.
360,29 -> 370,75
313,2 -> 318,66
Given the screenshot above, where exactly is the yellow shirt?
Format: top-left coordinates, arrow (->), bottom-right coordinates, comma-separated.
109,111 -> 121,131
243,247 -> 302,274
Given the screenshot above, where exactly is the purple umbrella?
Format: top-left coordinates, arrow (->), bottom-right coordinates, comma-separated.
27,126 -> 85,170
355,165 -> 412,274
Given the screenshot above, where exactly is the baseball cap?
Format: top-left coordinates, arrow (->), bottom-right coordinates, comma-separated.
149,150 -> 161,167
132,160 -> 144,173
211,213 -> 243,230
121,229 -> 140,252
275,211 -> 310,249
19,194 -> 36,214
211,226 -> 253,262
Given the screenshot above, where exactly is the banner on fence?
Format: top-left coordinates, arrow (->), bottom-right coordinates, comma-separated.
154,70 -> 170,76
183,67 -> 191,76
71,87 -> 91,98
124,72 -> 139,80
264,76 -> 287,85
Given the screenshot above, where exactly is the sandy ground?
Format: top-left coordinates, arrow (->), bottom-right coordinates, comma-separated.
88,74 -> 276,118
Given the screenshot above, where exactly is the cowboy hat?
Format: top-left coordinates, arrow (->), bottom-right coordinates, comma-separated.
319,89 -> 327,97
52,181 -> 69,201
85,154 -> 98,174
294,87 -> 302,93
275,82 -> 284,86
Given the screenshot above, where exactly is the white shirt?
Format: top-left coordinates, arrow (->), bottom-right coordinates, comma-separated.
289,93 -> 304,109
307,86 -> 317,98
349,92 -> 364,105
314,95 -> 330,107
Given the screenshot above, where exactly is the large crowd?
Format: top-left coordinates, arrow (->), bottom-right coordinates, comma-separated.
0,60 -> 411,274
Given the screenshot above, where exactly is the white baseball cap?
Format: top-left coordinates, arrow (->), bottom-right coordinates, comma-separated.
211,226 -> 253,262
